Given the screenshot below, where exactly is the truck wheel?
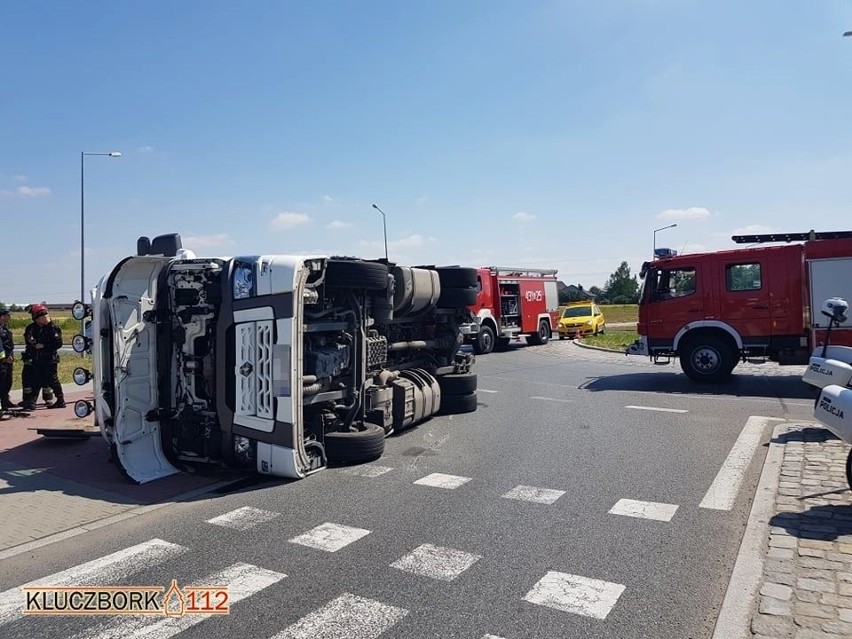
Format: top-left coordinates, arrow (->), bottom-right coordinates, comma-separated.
846,449 -> 852,492
474,324 -> 496,354
324,422 -> 385,464
528,320 -> 551,345
679,336 -> 736,383
436,267 -> 478,289
325,259 -> 388,290
438,372 -> 477,395
437,287 -> 478,308
496,337 -> 511,350
438,392 -> 478,415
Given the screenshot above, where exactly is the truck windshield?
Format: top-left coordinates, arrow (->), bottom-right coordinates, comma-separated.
563,306 -> 592,317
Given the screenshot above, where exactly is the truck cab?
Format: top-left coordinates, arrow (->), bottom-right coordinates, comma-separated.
78,234 -> 479,483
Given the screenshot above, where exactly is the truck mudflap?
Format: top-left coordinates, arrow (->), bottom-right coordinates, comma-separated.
814,385 -> 852,445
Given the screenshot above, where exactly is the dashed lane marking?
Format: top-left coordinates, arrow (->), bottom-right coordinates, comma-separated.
625,405 -> 688,414
524,571 -> 625,620
699,415 -> 783,511
73,562 -> 285,639
502,485 -> 566,505
271,593 -> 408,639
288,522 -> 372,553
413,473 -> 472,490
343,465 -> 394,478
0,539 -> 187,627
478,389 -> 500,394
608,498 -> 679,522
530,396 -> 574,403
205,506 -> 280,531
390,543 -> 481,582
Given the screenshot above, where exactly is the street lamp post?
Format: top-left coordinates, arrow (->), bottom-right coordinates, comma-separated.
80,151 -> 121,337
653,223 -> 677,258
371,203 -> 389,261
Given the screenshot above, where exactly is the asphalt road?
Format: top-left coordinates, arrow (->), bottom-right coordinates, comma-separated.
0,341 -> 816,639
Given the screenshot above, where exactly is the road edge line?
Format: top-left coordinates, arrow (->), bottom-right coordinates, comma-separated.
711,421 -> 788,639
0,477 -> 243,561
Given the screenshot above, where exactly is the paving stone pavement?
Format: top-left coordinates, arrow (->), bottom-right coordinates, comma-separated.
750,424 -> 852,639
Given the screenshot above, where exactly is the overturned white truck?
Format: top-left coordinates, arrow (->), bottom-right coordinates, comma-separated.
73,233 -> 479,483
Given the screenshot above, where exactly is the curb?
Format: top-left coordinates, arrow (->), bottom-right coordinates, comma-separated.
711,421 -> 788,639
0,476 -> 244,561
571,340 -> 625,354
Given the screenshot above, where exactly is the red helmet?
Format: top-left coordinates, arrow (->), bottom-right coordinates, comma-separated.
30,303 -> 49,319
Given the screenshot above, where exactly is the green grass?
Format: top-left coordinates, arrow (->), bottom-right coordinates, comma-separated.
598,304 -> 638,324
581,330 -> 638,351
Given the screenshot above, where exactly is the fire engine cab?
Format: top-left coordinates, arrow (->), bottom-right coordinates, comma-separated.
461,266 -> 560,354
627,230 -> 852,382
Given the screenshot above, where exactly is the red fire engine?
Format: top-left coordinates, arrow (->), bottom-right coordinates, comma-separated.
461,266 -> 561,354
627,230 -> 852,382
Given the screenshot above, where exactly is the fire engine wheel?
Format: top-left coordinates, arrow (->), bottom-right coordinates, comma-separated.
528,320 -> 551,345
436,267 -> 478,289
438,372 -> 478,395
438,392 -> 478,415
496,337 -> 511,350
846,450 -> 852,492
324,422 -> 386,464
474,324 -> 496,354
437,287 -> 479,308
325,259 -> 389,291
679,336 -> 736,383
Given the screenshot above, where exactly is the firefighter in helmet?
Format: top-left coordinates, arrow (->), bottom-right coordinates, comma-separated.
21,304 -> 66,409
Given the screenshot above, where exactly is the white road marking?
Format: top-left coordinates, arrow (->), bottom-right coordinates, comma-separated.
478,389 -> 500,394
502,485 -> 566,505
524,571 -> 625,619
73,562 -> 285,639
530,396 -> 574,403
413,472 -> 472,490
271,592 -> 408,639
482,635 -> 507,639
205,506 -> 280,531
699,416 -> 782,511
288,522 -> 372,552
390,543 -> 481,582
608,498 -> 679,522
0,539 -> 186,627
625,405 -> 688,413
343,465 -> 394,478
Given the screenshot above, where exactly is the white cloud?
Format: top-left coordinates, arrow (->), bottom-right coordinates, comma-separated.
183,233 -> 235,248
17,185 -> 51,197
657,206 -> 711,221
271,211 -> 311,229
358,234 -> 429,252
327,220 -> 352,229
137,145 -> 155,154
513,211 -> 536,222
322,195 -> 334,203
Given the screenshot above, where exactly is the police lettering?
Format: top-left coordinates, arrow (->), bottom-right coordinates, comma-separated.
819,399 -> 845,419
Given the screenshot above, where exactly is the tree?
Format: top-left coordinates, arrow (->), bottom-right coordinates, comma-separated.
604,261 -> 640,304
588,286 -> 603,300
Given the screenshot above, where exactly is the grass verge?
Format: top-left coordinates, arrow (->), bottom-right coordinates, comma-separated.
581,330 -> 638,351
598,304 -> 638,324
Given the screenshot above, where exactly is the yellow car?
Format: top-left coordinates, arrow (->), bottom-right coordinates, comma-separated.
557,303 -> 606,339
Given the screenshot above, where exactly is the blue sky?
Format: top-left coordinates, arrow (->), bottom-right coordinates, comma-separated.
2,0 -> 852,303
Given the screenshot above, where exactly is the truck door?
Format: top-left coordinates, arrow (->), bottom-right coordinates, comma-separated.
643,263 -> 702,350
714,255 -> 772,347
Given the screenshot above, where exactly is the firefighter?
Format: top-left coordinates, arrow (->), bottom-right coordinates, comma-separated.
0,306 -> 13,419
21,304 -> 66,409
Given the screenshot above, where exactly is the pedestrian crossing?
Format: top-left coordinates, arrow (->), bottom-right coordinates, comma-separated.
0,416 -> 777,638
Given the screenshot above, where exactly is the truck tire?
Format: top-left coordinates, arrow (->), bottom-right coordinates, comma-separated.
846,450 -> 852,492
496,337 -> 511,350
437,287 -> 478,308
527,320 -> 551,345
324,422 -> 386,464
325,259 -> 388,291
438,372 -> 478,395
438,392 -> 478,415
474,324 -> 496,355
679,336 -> 737,383
436,267 -> 478,289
